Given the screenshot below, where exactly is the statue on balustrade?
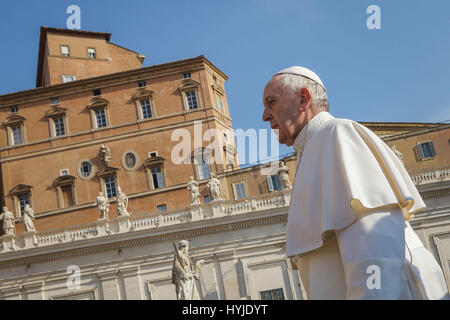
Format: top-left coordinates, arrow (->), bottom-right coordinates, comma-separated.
278,160 -> 292,189
116,186 -> 131,216
23,204 -> 36,232
0,206 -> 15,236
207,173 -> 222,201
171,240 -> 204,300
96,191 -> 110,219
187,176 -> 201,205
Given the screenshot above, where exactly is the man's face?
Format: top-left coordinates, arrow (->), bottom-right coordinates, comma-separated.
262,77 -> 303,146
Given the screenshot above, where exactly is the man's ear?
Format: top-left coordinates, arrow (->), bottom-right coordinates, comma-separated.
299,87 -> 312,111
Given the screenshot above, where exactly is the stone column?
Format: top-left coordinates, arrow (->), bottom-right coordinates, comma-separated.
216,251 -> 248,300
118,266 -> 143,300
98,270 -> 120,300
23,282 -> 44,300
1,287 -> 21,300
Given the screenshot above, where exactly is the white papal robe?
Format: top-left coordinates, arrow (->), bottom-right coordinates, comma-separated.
288,111 -> 449,300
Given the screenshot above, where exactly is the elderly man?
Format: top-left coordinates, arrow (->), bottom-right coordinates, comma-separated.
262,66 -> 449,299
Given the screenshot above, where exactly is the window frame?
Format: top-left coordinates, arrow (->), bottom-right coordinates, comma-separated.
416,141 -> 437,160
3,114 -> 26,146
87,97 -> 111,130
259,288 -> 285,300
78,160 -> 94,180
87,47 -> 97,59
60,45 -> 70,57
267,175 -> 283,192
133,90 -> 156,120
232,181 -> 248,200
53,175 -> 77,208
8,184 -> 33,218
142,156 -> 166,190
61,74 -> 77,83
103,175 -> 118,199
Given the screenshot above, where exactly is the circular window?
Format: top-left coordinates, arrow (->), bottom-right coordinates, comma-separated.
80,161 -> 92,177
77,160 -> 94,180
121,150 -> 139,171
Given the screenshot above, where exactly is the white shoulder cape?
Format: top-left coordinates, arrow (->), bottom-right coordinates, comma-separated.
287,117 -> 426,257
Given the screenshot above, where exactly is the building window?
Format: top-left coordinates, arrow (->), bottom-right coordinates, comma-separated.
157,204 -> 167,211
138,81 -> 147,88
233,182 -> 247,200
60,45 -> 70,57
10,106 -> 18,113
417,141 -> 436,160
53,175 -> 76,208
60,185 -> 75,208
93,89 -> 102,96
197,162 -> 210,180
183,72 -> 191,79
95,108 -> 107,128
61,75 -> 76,83
204,195 -> 211,203
11,125 -> 23,145
215,93 -> 224,110
149,151 -> 158,158
87,48 -> 96,59
53,116 -> 66,136
18,193 -> 30,217
140,99 -> 153,119
79,161 -> 92,178
267,175 -> 282,192
194,151 -> 210,180
185,91 -> 198,110
259,288 -> 285,300
150,167 -> 165,189
103,176 -> 117,199
51,98 -> 59,105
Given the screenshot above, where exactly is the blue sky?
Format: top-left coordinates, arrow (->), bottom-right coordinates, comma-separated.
1,0 -> 449,161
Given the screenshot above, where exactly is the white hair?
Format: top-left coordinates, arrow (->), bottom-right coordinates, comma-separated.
275,74 -> 329,111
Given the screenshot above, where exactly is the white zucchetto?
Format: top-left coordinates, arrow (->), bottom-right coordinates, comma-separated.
275,66 -> 325,90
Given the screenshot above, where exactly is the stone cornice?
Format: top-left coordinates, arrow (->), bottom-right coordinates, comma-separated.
2,55 -> 227,106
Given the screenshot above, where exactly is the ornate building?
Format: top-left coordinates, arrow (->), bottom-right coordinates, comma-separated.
0,27 -> 449,300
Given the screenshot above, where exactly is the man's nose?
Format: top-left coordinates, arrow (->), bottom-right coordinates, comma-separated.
262,108 -> 271,122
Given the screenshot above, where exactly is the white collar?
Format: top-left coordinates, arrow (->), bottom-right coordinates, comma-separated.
293,111 -> 334,157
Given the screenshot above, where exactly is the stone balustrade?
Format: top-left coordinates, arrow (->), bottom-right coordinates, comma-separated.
410,167 -> 450,185
0,189 -> 291,254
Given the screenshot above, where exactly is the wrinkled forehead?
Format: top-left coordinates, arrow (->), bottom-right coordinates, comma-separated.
263,76 -> 284,101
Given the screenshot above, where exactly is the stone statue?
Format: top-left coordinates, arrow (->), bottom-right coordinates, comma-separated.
207,173 -> 221,201
99,144 -> 112,166
171,240 -> 204,300
96,191 -> 110,219
187,176 -> 201,205
278,160 -> 292,189
391,145 -> 404,165
0,206 -> 15,236
116,186 -> 131,216
23,204 -> 36,232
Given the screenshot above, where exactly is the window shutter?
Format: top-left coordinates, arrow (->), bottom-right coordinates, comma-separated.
267,176 -> 274,192
417,144 -> 425,159
429,142 -> 436,157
